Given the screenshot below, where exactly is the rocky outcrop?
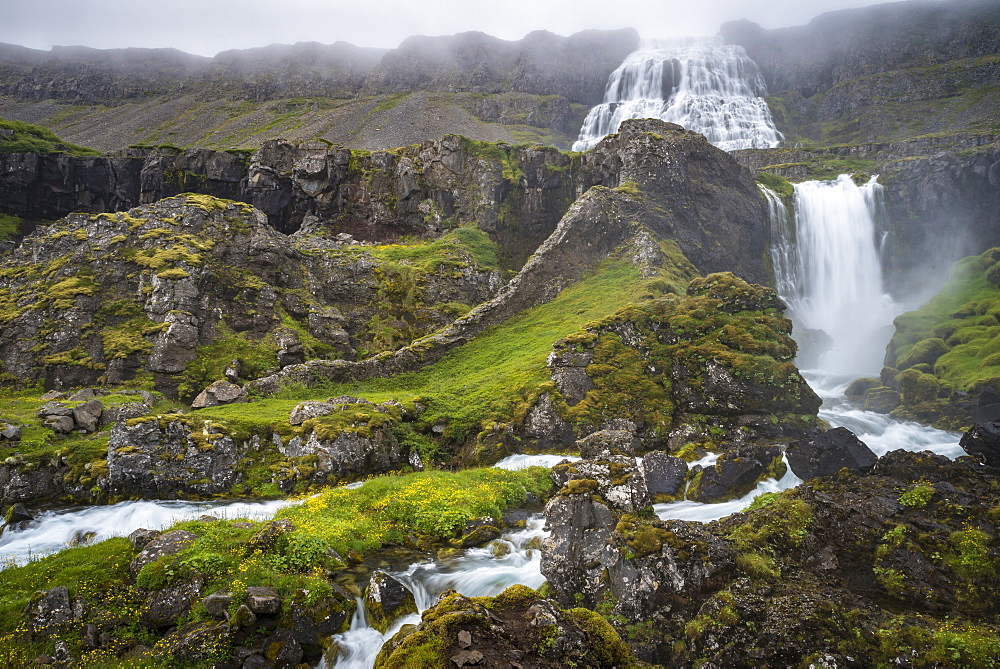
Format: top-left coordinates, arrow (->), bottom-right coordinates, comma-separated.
0,193 -> 501,395
786,426 -> 878,480
364,571 -> 417,633
959,421 -> 1000,467
373,585 -> 637,668
542,447 -> 1000,664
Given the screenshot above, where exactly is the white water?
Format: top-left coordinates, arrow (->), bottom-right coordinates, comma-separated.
0,497 -> 297,568
327,516 -> 548,668
573,40 -> 782,152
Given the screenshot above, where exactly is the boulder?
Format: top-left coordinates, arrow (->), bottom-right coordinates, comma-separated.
245,586 -> 281,615
190,380 -> 248,409
641,450 -> 688,499
153,621 -> 232,666
687,445 -> 783,503
200,590 -> 233,619
577,429 -> 639,459
23,586 -> 73,637
247,519 -> 295,553
72,398 -> 104,433
130,529 -> 198,575
959,421 -> 1000,467
0,422 -> 21,442
3,502 -> 34,526
786,427 -> 878,480
264,629 -> 303,665
127,528 -> 161,551
288,400 -> 335,426
456,518 -> 501,548
364,571 -> 417,633
42,415 -> 75,434
139,578 -> 203,629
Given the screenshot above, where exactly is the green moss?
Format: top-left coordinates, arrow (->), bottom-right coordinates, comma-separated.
756,172 -> 794,200
0,213 -> 21,242
0,117 -> 102,156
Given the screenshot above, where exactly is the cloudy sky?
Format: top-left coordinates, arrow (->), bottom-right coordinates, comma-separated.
3,0 -> 903,56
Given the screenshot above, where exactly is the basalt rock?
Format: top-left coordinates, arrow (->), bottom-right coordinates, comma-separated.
23,586 -> 74,638
365,571 -> 418,634
687,445 -> 785,503
786,426 -> 878,480
641,451 -> 688,500
189,379 -> 247,409
373,585 -> 637,668
959,421 -> 1000,467
130,529 -> 198,575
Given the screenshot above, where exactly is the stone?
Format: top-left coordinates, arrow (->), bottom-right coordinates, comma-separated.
959,421 -> 1000,467
39,391 -> 66,401
688,445 -> 783,503
288,400 -> 334,426
224,359 -> 242,383
457,518 -> 501,548
4,502 -> 34,525
865,387 -> 902,413
130,529 -> 198,574
81,623 -> 100,650
364,570 -> 417,633
577,429 -> 639,459
72,398 -> 104,433
229,603 -> 257,628
43,415 -> 75,434
201,590 -> 233,619
67,388 -> 97,401
191,380 -> 248,409
36,401 -> 73,419
247,519 -> 295,553
23,586 -> 73,637
128,528 -> 162,551
641,450 -> 688,499
139,578 -> 203,629
0,422 -> 21,441
786,427 -> 878,480
154,621 -> 232,665
245,586 -> 281,615
264,629 -> 303,665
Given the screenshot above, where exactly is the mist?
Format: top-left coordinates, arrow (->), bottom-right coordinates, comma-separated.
3,0 -> 903,56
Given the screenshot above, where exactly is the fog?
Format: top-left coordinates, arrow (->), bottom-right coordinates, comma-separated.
2,0 -> 908,56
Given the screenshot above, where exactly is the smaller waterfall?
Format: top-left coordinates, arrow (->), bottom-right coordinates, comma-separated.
573,41 -> 782,152
775,175 -> 899,376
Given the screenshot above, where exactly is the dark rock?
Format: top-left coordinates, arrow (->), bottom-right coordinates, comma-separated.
201,590 -> 233,619
687,445 -> 783,503
190,380 -> 248,409
245,586 -> 281,615
786,427 -> 878,480
127,528 -> 161,551
229,604 -> 257,629
154,621 -> 232,665
72,398 -> 104,433
23,586 -> 73,637
641,450 -> 688,499
501,509 -> 533,528
81,623 -> 100,650
264,629 -> 302,665
577,429 -> 638,459
247,519 -> 295,553
67,388 -> 97,401
973,387 -> 1000,424
959,421 -> 1000,467
845,377 -> 881,400
4,502 -> 34,525
130,529 -> 198,574
139,577 -> 203,629
43,415 -> 76,434
365,570 -> 417,633
456,520 -> 500,548
865,386 -> 902,413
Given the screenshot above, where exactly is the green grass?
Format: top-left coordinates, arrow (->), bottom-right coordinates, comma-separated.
0,213 -> 20,242
0,118 -> 101,156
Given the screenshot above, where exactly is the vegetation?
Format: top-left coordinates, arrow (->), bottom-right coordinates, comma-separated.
0,118 -> 101,156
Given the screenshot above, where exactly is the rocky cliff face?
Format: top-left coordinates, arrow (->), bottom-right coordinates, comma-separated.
0,29 -> 636,151
723,0 -> 1000,146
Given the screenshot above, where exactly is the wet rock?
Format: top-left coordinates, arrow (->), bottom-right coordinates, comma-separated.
4,502 -> 34,525
786,427 -> 878,480
127,528 -> 161,551
191,379 -> 248,409
641,450 -> 688,500
130,529 -> 198,575
365,570 -> 417,633
959,421 -> 1000,467
245,586 -> 281,615
456,518 -> 501,548
139,577 -> 203,629
23,586 -> 73,637
864,386 -> 902,413
687,445 -> 783,503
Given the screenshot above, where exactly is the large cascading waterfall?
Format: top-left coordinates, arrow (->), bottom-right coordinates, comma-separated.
768,175 -> 899,377
573,40 -> 783,152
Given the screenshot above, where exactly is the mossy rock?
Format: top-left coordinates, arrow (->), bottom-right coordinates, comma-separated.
845,377 -> 881,400
896,337 -> 949,370
864,387 -> 902,413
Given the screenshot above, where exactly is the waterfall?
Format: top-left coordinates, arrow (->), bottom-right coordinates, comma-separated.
780,175 -> 898,377
573,41 -> 782,152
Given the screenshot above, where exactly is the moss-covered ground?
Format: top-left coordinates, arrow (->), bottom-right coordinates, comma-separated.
0,118 -> 102,156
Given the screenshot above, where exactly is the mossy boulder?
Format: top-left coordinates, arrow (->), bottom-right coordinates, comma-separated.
373,585 -> 639,668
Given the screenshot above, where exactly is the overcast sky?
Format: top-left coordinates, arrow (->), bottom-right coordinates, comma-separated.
2,0 -> 905,56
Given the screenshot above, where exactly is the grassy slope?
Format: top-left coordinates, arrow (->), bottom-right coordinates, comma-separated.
0,118 -> 101,156
200,251 -> 682,445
